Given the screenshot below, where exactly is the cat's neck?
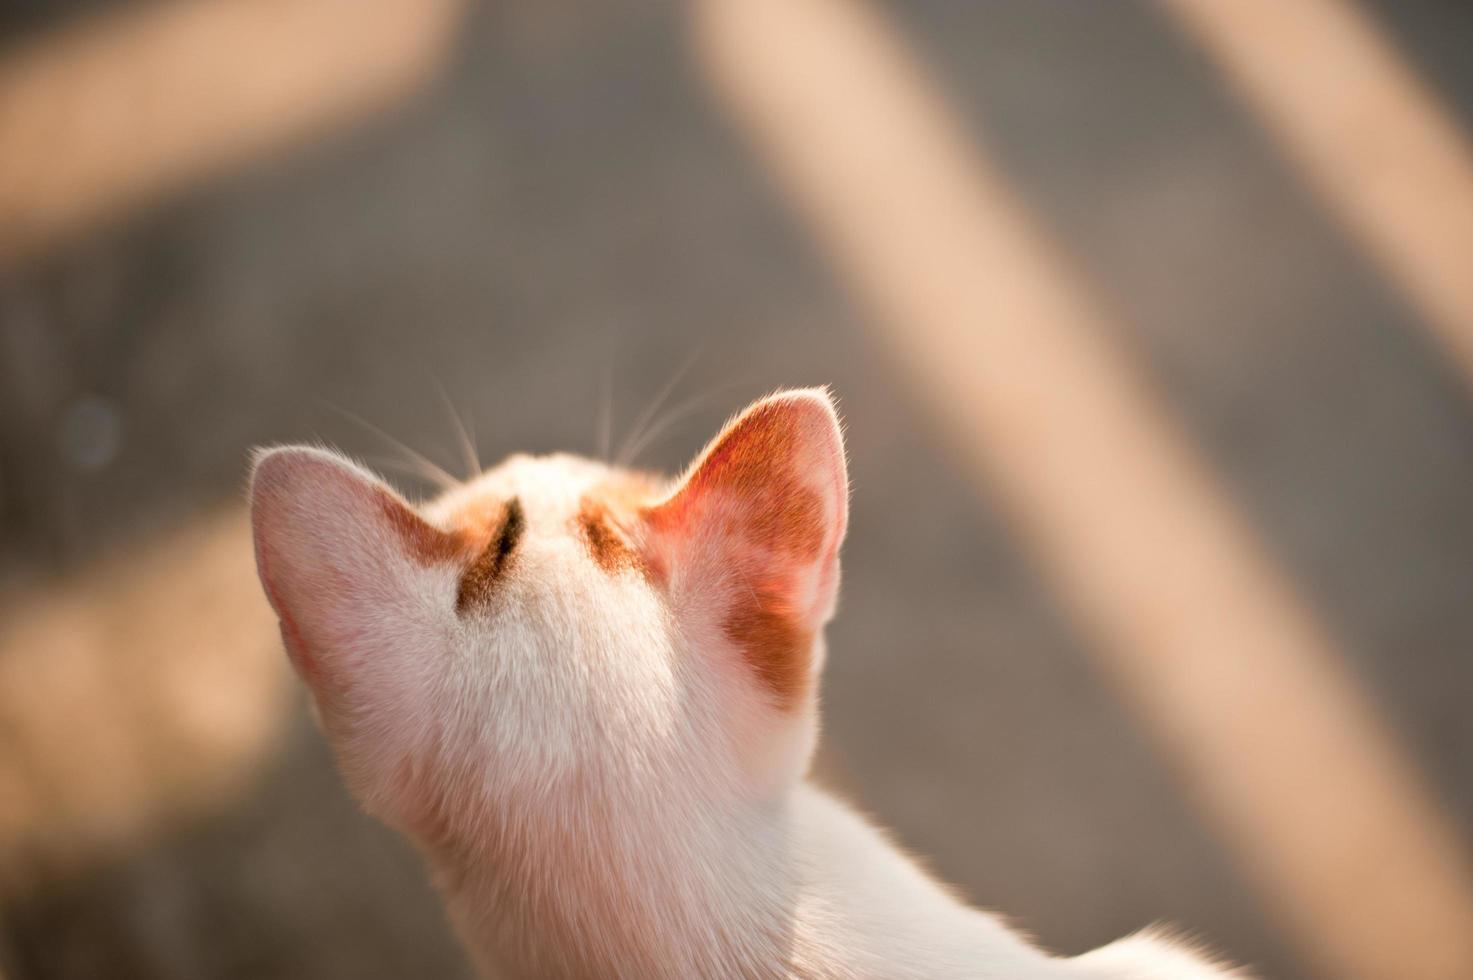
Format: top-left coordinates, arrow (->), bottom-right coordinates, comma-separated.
425,780 -> 1067,980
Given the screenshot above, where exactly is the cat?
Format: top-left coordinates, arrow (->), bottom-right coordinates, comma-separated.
249,387 -> 1246,979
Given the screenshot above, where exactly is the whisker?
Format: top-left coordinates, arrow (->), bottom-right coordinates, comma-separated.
363,454 -> 462,494
432,380 -> 481,479
613,350 -> 701,465
464,401 -> 479,475
597,358 -> 615,462
619,377 -> 755,467
325,402 -> 461,490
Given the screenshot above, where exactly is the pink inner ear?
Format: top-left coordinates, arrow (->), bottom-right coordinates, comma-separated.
644,390 -> 848,710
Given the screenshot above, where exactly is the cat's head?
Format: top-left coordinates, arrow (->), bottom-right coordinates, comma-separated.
249,389 -> 847,851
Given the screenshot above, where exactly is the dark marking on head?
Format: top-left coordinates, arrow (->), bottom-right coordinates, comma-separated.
577,499 -> 643,574
456,498 -> 525,612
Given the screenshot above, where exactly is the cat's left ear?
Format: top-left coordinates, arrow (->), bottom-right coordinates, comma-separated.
643,388 -> 848,711
249,446 -> 466,705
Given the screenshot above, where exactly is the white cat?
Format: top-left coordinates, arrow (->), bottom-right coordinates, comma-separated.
250,388 -> 1246,979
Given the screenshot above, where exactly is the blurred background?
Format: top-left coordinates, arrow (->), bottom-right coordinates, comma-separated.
2,1 -> 1473,978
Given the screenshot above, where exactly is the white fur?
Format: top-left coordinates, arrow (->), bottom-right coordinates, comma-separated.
250,389 -> 1248,979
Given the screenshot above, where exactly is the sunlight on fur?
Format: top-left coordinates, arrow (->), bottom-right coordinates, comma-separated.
249,388 -> 1245,979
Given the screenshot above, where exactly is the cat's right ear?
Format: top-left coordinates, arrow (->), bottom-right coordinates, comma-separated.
641,389 -> 848,714
249,447 -> 462,701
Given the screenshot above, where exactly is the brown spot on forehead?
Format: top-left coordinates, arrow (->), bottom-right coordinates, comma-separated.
457,498 -> 525,613
577,499 -> 643,575
573,471 -> 664,576
374,486 -> 526,612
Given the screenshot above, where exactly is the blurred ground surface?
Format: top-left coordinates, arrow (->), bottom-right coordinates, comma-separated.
2,2 -> 1473,978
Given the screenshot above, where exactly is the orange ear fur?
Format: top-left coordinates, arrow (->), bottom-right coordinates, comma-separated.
644,389 -> 848,709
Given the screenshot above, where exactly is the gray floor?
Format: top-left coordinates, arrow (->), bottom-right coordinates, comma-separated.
3,2 -> 1473,978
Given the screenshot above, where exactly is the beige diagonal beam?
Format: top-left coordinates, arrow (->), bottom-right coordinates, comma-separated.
1161,0 -> 1473,393
0,0 -> 464,265
0,510 -> 289,892
692,1 -> 1473,978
